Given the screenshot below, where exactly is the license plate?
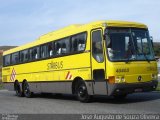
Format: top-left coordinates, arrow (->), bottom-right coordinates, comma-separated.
134,88 -> 143,92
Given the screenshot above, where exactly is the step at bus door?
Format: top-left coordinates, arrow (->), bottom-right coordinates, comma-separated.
91,29 -> 107,95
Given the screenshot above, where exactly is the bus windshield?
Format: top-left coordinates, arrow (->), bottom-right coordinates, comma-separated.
105,28 -> 155,62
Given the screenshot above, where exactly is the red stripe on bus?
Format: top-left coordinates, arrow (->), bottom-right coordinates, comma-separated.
66,71 -> 70,79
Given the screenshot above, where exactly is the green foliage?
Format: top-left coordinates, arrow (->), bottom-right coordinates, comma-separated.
153,42 -> 160,56
0,83 -> 3,89
156,82 -> 160,91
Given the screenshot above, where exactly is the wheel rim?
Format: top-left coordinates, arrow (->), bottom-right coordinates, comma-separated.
24,83 -> 30,96
78,85 -> 87,98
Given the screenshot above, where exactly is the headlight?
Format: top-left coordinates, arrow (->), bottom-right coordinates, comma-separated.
115,76 -> 125,83
151,74 -> 158,80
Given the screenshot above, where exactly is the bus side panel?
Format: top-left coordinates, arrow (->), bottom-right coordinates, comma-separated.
3,52 -> 92,94
29,83 -> 41,93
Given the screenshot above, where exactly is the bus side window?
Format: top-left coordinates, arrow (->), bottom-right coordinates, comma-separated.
29,49 -> 33,60
61,38 -> 70,54
4,55 -> 11,66
55,42 -> 61,55
71,33 -> 86,52
25,52 -> 29,61
20,53 -> 24,62
20,50 -> 28,63
78,39 -> 85,51
61,43 -> 67,54
47,43 -> 53,57
54,37 -> 70,55
72,38 -> 78,52
30,47 -> 40,61
34,49 -> 38,59
40,45 -> 47,59
11,52 -> 19,64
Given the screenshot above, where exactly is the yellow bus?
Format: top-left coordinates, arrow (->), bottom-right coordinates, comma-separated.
2,20 -> 158,102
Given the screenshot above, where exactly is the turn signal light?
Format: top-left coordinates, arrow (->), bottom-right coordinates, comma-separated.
151,74 -> 158,80
108,76 -> 115,84
115,76 -> 125,83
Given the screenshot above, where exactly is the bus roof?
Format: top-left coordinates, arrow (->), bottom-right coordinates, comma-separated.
3,20 -> 147,55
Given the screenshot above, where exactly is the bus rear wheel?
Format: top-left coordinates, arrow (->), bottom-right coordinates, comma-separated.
23,81 -> 33,98
76,81 -> 91,103
14,81 -> 23,97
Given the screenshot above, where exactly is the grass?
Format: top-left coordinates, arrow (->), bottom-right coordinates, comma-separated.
156,81 -> 160,91
0,83 -> 3,90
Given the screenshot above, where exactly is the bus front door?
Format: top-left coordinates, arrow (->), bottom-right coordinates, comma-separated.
91,29 -> 107,95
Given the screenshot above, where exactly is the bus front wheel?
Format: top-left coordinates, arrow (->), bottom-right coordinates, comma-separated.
23,81 -> 33,98
76,81 -> 91,103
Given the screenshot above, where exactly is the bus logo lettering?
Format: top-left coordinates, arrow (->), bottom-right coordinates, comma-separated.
116,68 -> 129,73
47,61 -> 63,70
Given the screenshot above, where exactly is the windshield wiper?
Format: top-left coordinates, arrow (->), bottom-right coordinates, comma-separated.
142,52 -> 150,63
125,59 -> 129,63
125,54 -> 136,63
125,42 -> 135,63
125,55 -> 130,63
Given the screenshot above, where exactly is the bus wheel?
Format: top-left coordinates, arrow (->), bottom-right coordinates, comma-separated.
76,81 -> 91,103
23,81 -> 33,98
14,81 -> 23,97
113,94 -> 127,100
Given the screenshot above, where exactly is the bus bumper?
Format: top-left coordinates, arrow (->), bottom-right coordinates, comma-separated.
107,80 -> 158,96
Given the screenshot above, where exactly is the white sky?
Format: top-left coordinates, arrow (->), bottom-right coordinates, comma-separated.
0,0 -> 160,46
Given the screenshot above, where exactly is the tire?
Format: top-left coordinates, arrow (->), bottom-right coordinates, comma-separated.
14,82 -> 23,97
23,81 -> 33,98
113,94 -> 127,100
76,81 -> 91,103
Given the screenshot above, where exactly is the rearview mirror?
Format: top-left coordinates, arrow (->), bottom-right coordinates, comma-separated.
150,36 -> 154,48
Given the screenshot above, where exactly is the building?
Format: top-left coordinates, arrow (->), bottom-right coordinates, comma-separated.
0,50 -> 3,54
